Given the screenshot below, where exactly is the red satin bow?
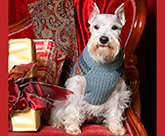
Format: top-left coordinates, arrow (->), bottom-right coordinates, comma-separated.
8,62 -> 72,131
8,78 -> 30,112
8,61 -> 73,131
8,62 -> 72,112
8,77 -> 73,113
8,61 -> 73,112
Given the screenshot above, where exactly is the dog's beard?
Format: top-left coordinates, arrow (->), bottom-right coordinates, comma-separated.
88,35 -> 120,64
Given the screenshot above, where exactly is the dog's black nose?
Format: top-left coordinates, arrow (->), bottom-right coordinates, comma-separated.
99,36 -> 109,44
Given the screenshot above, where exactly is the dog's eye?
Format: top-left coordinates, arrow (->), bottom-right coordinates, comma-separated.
94,25 -> 99,30
111,25 -> 118,30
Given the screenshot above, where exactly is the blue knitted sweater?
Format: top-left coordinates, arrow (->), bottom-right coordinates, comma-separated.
72,46 -> 125,105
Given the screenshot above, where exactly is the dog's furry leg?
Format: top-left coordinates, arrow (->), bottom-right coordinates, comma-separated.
103,79 -> 132,135
64,75 -> 86,134
48,100 -> 67,129
48,75 -> 86,133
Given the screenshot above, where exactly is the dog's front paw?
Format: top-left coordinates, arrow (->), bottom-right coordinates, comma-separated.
51,123 -> 65,129
66,126 -> 81,135
108,123 -> 126,135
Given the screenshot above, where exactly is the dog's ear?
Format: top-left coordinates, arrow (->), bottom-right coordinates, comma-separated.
88,3 -> 100,25
114,3 -> 126,26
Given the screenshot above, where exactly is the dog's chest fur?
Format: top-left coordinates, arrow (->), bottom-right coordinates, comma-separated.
72,46 -> 125,105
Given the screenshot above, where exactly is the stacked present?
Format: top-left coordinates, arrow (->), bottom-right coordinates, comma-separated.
9,39 -> 37,77
8,38 -> 72,131
34,40 -> 67,85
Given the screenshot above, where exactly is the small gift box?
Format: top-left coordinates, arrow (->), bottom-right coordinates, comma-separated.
34,39 -> 67,85
11,109 -> 40,131
9,38 -> 37,77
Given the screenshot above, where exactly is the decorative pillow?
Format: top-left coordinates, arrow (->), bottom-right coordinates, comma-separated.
28,0 -> 78,85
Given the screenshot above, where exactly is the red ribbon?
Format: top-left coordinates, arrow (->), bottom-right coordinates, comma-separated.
8,61 -> 73,112
8,62 -> 73,131
9,77 -> 73,112
8,78 -> 30,112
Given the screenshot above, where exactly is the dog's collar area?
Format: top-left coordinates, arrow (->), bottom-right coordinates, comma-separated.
82,46 -> 124,72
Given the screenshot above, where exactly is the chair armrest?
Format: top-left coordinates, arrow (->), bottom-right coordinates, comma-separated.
126,65 -> 140,99
9,15 -> 31,34
126,64 -> 141,115
125,66 -> 147,135
126,105 -> 148,136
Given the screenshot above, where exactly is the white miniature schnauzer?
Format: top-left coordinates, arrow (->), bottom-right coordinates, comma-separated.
49,3 -> 132,135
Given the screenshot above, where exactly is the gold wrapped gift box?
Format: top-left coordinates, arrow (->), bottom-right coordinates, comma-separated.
9,38 -> 36,77
9,38 -> 40,131
11,109 -> 41,131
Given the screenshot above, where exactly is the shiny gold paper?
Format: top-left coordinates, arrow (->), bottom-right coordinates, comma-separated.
9,38 -> 36,77
11,109 -> 41,131
9,38 -> 39,131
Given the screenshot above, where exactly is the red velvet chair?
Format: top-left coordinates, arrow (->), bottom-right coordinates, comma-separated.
8,0 -> 148,135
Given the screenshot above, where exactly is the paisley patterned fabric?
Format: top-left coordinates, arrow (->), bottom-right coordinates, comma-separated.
28,0 -> 78,85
